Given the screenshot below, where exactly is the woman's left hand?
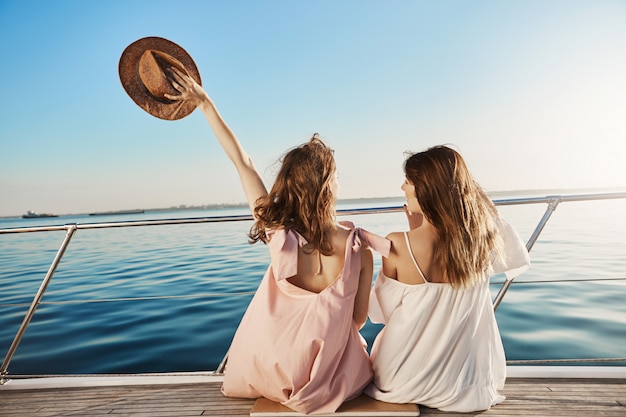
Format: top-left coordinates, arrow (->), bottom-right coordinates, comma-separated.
404,204 -> 424,230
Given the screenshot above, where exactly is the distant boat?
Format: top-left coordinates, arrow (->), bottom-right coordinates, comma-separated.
22,210 -> 58,219
88,209 -> 145,216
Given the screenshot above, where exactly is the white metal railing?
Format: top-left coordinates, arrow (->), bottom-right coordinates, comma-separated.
1,192 -> 626,382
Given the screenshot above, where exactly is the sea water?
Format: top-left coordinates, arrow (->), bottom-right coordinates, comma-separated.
0,196 -> 625,374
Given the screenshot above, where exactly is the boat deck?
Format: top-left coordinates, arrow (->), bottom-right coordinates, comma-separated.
1,375 -> 625,417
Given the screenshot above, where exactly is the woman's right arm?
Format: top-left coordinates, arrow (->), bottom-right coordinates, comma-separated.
353,246 -> 373,329
166,68 -> 267,213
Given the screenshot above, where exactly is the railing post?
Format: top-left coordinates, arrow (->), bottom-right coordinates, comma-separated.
0,224 -> 77,384
214,348 -> 229,374
493,197 -> 561,311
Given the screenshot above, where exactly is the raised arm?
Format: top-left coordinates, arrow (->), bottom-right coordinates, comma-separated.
165,68 -> 267,213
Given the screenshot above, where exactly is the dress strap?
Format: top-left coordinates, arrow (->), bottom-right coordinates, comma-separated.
267,229 -> 308,281
353,228 -> 391,257
267,226 -> 391,281
403,232 -> 429,282
339,221 -> 391,257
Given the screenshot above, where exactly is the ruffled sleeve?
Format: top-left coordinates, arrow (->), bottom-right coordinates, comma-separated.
491,218 -> 531,280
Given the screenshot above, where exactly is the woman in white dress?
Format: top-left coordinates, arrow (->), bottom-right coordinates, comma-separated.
365,145 -> 530,412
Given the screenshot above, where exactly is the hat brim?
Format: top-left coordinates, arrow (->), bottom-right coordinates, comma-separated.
119,37 -> 202,120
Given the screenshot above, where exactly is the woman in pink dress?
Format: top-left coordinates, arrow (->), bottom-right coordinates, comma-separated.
365,145 -> 530,412
166,69 -> 390,414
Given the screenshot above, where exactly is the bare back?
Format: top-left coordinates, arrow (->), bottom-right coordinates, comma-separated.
272,223 -> 373,328
286,225 -> 350,293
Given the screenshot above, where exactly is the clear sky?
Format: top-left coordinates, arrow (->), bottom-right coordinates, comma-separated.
1,0 -> 625,217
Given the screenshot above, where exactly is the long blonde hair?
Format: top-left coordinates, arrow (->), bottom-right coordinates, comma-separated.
404,145 -> 502,288
249,135 -> 337,255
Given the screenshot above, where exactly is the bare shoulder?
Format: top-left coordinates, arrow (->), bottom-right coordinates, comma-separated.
335,223 -> 352,238
329,224 -> 351,251
385,231 -> 406,251
385,231 -> 405,240
381,232 -> 404,279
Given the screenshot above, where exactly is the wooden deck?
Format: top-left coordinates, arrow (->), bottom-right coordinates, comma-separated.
1,376 -> 625,417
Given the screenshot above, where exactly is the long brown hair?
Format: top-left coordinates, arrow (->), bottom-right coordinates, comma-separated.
404,145 -> 502,288
249,134 -> 337,255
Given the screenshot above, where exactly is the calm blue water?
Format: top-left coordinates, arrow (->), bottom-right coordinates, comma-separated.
1,196 -> 625,375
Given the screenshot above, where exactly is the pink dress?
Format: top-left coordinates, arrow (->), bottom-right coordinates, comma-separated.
222,223 -> 390,415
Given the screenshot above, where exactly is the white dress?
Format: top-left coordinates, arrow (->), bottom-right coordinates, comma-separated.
364,219 -> 530,412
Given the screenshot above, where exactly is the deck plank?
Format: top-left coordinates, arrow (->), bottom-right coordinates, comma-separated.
1,378 -> 625,417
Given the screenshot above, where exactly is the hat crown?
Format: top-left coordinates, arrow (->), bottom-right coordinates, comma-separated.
119,37 -> 201,120
138,50 -> 186,102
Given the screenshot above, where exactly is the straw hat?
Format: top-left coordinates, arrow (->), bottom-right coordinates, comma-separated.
119,37 -> 202,120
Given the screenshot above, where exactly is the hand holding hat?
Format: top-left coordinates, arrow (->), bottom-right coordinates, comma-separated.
165,67 -> 210,108
119,37 -> 202,120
